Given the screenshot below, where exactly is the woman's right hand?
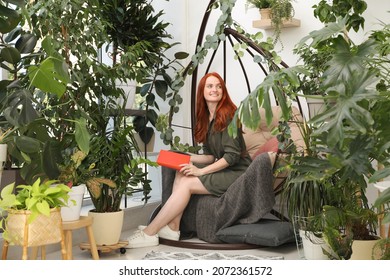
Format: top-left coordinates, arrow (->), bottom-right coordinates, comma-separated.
179,163 -> 203,177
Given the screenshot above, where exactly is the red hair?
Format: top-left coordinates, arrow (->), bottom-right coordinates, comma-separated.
194,72 -> 237,143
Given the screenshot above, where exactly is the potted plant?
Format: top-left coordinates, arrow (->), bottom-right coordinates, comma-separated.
231,0 -> 389,260
281,120 -> 338,259
0,178 -> 70,259
290,3 -> 388,260
246,0 -> 296,45
0,0 -> 76,185
246,0 -> 273,19
81,97 -> 157,245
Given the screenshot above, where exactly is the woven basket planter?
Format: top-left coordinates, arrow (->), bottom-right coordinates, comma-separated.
5,208 -> 63,247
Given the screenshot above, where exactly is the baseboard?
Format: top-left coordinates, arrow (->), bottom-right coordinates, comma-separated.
0,201 -> 160,260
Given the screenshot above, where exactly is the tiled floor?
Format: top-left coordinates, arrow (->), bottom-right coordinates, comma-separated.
44,227 -> 300,260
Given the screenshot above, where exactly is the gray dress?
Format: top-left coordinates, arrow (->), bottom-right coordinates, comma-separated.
196,119 -> 252,196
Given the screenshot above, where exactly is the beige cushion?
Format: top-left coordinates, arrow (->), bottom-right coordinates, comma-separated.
243,106 -> 305,158
242,106 -> 305,190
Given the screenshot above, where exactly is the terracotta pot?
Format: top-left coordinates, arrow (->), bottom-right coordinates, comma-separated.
259,8 -> 271,20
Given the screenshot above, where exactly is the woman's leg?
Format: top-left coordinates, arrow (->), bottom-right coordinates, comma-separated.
143,173 -> 210,236
163,172 -> 185,231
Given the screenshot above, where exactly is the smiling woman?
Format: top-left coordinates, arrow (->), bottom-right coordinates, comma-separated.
126,72 -> 252,248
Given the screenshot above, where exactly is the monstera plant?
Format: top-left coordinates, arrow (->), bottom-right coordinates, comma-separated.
232,0 -> 390,259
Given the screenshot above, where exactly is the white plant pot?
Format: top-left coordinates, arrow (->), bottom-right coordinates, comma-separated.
61,184 -> 86,222
0,143 -> 7,169
306,97 -> 326,119
299,230 -> 330,260
88,210 -> 124,246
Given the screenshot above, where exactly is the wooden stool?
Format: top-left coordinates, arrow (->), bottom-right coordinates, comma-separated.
2,209 -> 67,260
62,216 -> 99,260
2,234 -> 67,260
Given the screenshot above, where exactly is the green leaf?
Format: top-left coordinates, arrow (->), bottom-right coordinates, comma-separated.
44,187 -> 61,195
0,183 -> 15,197
322,37 -> 368,87
298,17 -> 347,49
15,135 -> 41,153
28,57 -> 68,98
4,26 -> 21,43
42,140 -> 61,179
374,187 -> 390,207
0,6 -> 21,33
140,83 -> 151,96
155,80 -> 168,99
370,167 -> 390,182
41,36 -> 56,56
75,118 -> 90,154
174,52 -> 189,60
146,110 -> 158,126
15,33 -> 37,54
0,47 -> 21,64
3,88 -> 39,127
36,201 -> 50,217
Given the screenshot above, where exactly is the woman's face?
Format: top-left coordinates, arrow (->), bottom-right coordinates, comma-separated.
203,75 -> 223,104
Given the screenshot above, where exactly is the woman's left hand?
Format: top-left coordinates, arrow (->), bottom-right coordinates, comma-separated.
179,163 -> 203,177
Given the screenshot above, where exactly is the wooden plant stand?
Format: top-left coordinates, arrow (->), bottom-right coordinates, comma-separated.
80,240 -> 128,255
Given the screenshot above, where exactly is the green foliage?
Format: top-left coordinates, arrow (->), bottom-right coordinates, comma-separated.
374,187 -> 390,225
97,0 -> 172,71
0,178 -> 70,224
83,102 -> 157,213
228,1 -> 390,259
313,0 -> 367,32
0,127 -> 16,144
245,0 -> 273,10
1,0 -> 186,207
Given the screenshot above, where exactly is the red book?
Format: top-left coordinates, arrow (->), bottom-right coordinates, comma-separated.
156,150 -> 190,170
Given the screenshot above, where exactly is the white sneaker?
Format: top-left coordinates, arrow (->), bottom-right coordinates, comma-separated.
159,225 -> 180,241
138,225 -> 180,241
127,229 -> 159,248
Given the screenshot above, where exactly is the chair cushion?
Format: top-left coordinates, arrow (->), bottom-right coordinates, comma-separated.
252,137 -> 279,159
216,219 -> 296,247
242,106 -> 305,158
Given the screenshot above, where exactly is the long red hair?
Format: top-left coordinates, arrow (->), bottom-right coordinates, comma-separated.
194,72 -> 237,143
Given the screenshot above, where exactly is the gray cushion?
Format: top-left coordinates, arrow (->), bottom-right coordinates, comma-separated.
216,219 -> 295,247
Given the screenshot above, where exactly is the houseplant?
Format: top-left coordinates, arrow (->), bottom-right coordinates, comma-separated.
82,96 -> 156,245
0,0 -> 78,184
281,120 -> 338,259
246,0 -> 295,45
230,0 -> 389,259
0,178 -> 70,259
291,2 -> 389,260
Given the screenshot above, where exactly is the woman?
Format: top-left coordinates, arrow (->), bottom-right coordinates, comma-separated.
127,72 -> 252,248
